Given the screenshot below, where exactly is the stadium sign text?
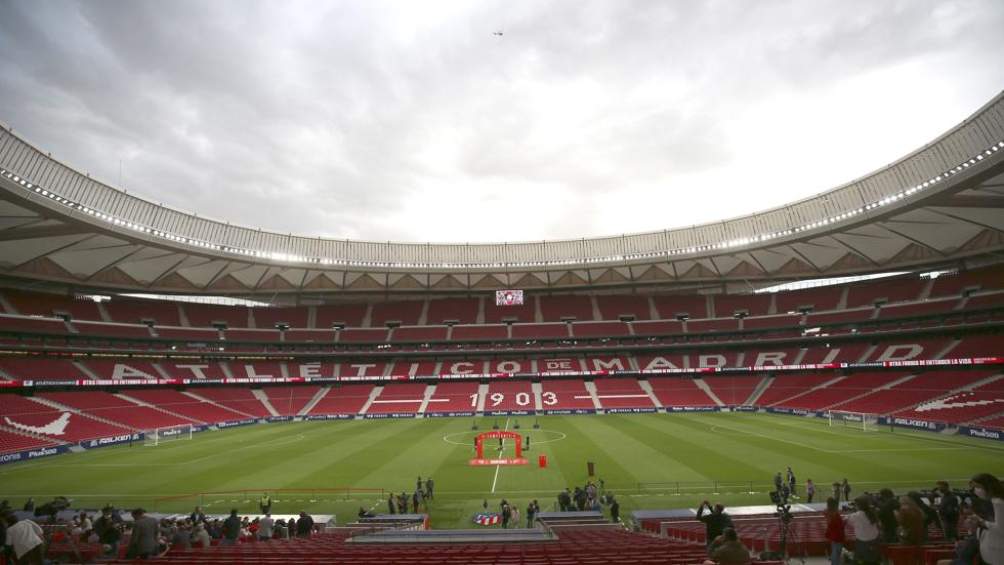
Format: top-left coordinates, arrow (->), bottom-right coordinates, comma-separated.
0,445 -> 70,466
892,418 -> 944,431
82,433 -> 142,449
962,427 -> 1003,441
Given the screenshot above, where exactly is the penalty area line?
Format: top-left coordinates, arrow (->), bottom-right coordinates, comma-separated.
490,417 -> 510,494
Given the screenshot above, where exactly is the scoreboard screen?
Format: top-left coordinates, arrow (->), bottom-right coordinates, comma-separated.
495,289 -> 524,306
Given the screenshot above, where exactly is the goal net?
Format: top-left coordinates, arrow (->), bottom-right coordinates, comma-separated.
143,424 -> 194,446
827,410 -> 879,432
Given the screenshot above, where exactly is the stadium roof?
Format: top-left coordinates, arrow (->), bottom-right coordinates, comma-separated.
0,92 -> 1003,296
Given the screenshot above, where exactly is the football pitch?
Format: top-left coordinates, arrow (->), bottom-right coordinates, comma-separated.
2,413 -> 1002,529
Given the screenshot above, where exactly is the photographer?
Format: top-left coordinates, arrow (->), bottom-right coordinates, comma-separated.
697,501 -> 732,552
876,489 -> 900,543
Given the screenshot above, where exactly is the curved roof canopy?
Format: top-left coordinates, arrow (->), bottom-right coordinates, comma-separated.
0,92 -> 1003,295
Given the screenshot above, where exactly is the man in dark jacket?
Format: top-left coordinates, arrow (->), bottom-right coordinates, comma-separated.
296,511 -> 314,538
222,509 -> 241,545
558,489 -> 571,512
876,488 -> 900,543
696,501 -> 732,551
935,481 -> 960,541
95,506 -> 121,557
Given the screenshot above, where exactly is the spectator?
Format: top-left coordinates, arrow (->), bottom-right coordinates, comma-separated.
388,493 -> 396,514
806,479 -> 816,504
501,501 -> 511,528
610,497 -> 620,524
970,473 -> 1004,565
787,467 -> 797,498
824,497 -> 845,565
287,517 -> 296,538
896,495 -> 926,546
126,508 -> 159,560
832,482 -> 841,502
512,505 -> 520,529
908,491 -> 938,535
526,501 -> 536,527
696,501 -> 732,551
3,512 -> 44,565
297,511 -> 314,538
842,479 -> 852,502
192,523 -> 211,548
190,505 -> 206,524
425,477 -> 435,500
259,492 -> 271,514
846,496 -> 881,565
171,520 -> 192,550
22,498 -> 34,512
935,481 -> 960,542
707,528 -> 751,565
558,489 -> 571,512
876,488 -> 900,543
94,506 -> 120,558
222,509 -> 241,546
258,513 -> 274,541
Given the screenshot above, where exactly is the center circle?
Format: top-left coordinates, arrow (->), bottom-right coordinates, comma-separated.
442,429 -> 567,446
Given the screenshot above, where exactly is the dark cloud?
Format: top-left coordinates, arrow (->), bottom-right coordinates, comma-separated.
1,0 -> 1002,243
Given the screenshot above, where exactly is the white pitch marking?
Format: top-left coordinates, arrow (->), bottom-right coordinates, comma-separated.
491,417 -> 510,494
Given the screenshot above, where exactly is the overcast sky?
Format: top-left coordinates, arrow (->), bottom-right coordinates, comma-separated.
1,1 -> 1002,244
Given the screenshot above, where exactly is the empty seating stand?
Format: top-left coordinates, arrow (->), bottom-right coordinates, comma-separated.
308,384 -> 374,416
104,525 -> 786,565
592,377 -> 656,410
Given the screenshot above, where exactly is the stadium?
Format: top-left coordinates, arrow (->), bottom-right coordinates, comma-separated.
1,4 -> 1004,565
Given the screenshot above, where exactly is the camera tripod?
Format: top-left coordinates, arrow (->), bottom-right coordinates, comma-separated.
761,510 -> 806,564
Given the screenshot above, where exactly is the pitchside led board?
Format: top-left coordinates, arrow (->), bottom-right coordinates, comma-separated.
496,289 -> 524,307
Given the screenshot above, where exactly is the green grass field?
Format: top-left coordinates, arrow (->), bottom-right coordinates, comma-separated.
3,413 -> 1002,528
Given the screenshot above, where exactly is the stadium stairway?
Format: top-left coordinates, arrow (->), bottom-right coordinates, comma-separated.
693,378 -> 725,407
72,360 -> 100,380
357,385 -> 383,417
251,389 -> 281,417
298,386 -> 331,416
764,375 -> 845,408
115,392 -> 205,424
182,390 -> 257,420
417,384 -> 436,416
743,376 -> 773,406
581,381 -> 603,410
817,372 -> 919,411
531,382 -> 544,411
637,379 -> 664,409
476,383 -> 489,412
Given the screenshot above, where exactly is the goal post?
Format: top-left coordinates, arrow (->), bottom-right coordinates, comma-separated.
827,410 -> 879,431
143,424 -> 194,446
